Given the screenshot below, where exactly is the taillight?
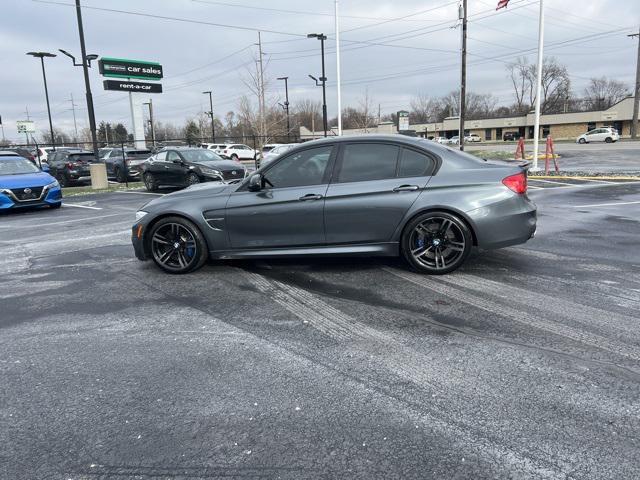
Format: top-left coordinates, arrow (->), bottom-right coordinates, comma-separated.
223,150 -> 228,153
502,172 -> 527,194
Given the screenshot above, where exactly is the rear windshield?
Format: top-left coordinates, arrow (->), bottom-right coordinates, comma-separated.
69,153 -> 97,162
0,156 -> 41,175
125,150 -> 151,158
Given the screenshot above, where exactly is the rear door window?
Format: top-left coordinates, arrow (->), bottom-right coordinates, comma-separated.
336,143 -> 400,183
398,148 -> 435,177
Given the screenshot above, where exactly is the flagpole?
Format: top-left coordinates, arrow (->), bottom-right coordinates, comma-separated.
335,0 -> 342,135
531,0 -> 545,171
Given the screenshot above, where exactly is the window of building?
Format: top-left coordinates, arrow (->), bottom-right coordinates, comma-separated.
542,125 -> 550,137
484,128 -> 492,141
587,122 -> 596,132
496,127 -> 502,140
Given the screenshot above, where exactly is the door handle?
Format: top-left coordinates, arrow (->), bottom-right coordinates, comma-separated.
299,193 -> 323,201
393,185 -> 419,192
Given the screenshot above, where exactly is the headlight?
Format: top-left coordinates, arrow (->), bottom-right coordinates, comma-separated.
47,179 -> 60,189
200,167 -> 222,177
135,211 -> 148,221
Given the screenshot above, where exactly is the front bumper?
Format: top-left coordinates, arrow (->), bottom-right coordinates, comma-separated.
0,186 -> 62,210
131,223 -> 149,260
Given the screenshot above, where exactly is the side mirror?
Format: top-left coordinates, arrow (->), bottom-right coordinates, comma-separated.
248,173 -> 262,192
172,159 -> 182,164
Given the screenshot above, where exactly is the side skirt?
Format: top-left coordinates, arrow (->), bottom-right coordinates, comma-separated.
210,243 -> 399,260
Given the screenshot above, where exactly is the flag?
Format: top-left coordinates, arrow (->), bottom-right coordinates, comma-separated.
496,0 -> 510,10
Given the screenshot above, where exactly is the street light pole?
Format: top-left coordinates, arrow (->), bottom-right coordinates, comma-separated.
629,29 -> 639,139
202,91 -> 215,142
74,0 -> 98,159
26,52 -> 56,147
143,99 -> 156,147
308,33 -> 328,137
277,76 -> 290,139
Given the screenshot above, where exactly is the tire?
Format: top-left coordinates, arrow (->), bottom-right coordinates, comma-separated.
230,154 -> 239,161
578,138 -> 586,144
144,172 -> 158,192
49,202 -> 62,209
148,216 -> 208,274
115,166 -> 127,183
401,211 -> 472,275
58,172 -> 71,188
186,173 -> 200,185
605,137 -> 613,143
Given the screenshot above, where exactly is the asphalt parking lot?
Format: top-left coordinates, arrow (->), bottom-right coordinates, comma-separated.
2,179 -> 640,479
471,140 -> 640,172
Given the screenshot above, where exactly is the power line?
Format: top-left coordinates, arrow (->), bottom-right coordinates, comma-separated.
32,0 -> 308,37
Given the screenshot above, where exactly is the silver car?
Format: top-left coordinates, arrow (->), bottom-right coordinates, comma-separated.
132,135 -> 536,275
260,143 -> 300,167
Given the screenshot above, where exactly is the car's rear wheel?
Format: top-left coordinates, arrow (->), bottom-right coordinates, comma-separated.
149,217 -> 208,274
57,172 -> 71,187
401,212 -> 472,275
144,172 -> 158,191
578,138 -> 586,144
231,154 -> 239,161
605,137 -> 613,143
115,166 -> 127,183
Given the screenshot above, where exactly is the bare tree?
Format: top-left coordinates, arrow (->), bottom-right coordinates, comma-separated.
294,98 -> 322,133
354,88 -> 375,131
583,76 -> 630,110
507,57 -> 531,114
438,90 -> 498,121
409,93 -> 442,123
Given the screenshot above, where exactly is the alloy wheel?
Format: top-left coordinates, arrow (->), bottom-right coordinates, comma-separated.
409,216 -> 466,271
151,222 -> 198,271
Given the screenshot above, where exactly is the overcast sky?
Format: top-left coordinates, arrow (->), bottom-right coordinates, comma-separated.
1,0 -> 637,141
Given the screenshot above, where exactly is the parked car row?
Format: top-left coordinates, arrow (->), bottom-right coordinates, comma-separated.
431,134 -> 481,145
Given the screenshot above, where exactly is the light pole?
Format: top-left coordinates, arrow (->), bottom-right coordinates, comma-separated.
202,91 -> 215,142
143,99 -> 156,147
277,76 -> 290,140
26,51 -> 56,147
308,33 -> 328,137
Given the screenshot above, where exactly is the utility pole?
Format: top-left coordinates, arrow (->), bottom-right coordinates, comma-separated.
531,0 -> 546,171
335,0 -> 343,135
75,0 -> 99,159
277,77 -> 290,140
202,91 -> 215,142
144,99 -> 156,147
458,0 -> 467,151
629,29 -> 639,139
69,93 -> 78,139
257,32 -> 266,142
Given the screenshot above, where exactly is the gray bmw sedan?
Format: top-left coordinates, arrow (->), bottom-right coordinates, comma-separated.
131,135 -> 536,274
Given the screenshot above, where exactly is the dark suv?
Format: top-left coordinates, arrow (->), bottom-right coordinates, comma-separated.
48,150 -> 98,186
503,132 -> 521,141
141,148 -> 247,191
101,148 -> 152,182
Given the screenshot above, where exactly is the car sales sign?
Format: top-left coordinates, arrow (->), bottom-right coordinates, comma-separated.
98,57 -> 163,80
103,80 -> 163,93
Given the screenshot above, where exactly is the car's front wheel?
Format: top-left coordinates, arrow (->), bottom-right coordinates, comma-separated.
149,216 -> 208,274
578,138 -> 587,144
401,211 -> 472,275
115,166 -> 127,183
186,173 -> 200,185
143,172 -> 158,191
605,137 -> 613,143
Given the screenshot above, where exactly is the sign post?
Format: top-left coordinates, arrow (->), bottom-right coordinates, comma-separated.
397,110 -> 410,132
99,57 -> 163,148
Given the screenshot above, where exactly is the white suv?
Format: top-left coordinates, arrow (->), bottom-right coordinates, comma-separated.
577,127 -> 619,144
218,144 -> 257,161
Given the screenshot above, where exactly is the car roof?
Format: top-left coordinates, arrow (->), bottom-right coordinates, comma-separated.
0,151 -> 21,156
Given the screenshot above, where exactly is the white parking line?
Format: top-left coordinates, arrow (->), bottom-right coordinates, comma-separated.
114,190 -> 164,196
572,200 -> 640,208
62,203 -> 102,210
528,178 -> 578,187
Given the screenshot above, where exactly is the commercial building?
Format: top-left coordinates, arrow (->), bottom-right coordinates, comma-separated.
300,96 -> 637,142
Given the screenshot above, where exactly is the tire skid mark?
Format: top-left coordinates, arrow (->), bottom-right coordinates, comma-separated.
440,273 -> 640,337
384,268 -> 640,362
239,269 -> 570,478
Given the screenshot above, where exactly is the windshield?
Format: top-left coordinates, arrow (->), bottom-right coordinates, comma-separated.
0,156 -> 41,175
179,149 -> 224,162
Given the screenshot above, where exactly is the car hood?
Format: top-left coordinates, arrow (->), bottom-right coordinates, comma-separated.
193,160 -> 245,171
0,171 -> 55,189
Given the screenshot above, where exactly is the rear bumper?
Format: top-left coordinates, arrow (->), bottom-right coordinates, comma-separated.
467,195 -> 537,249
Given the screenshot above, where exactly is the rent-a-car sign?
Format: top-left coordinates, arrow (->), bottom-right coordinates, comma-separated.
103,80 -> 163,93
98,57 -> 163,80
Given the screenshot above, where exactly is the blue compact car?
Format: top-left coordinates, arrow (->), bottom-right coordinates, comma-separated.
0,152 -> 62,210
